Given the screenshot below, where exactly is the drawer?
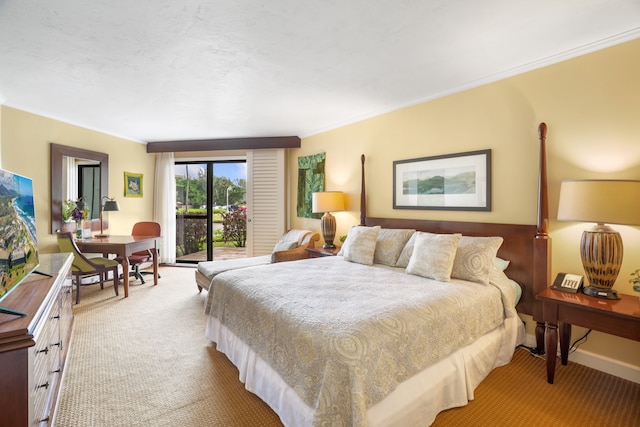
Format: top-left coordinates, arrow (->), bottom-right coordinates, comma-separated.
31,308 -> 62,425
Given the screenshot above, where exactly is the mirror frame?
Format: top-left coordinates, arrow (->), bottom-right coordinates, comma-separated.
50,143 -> 109,233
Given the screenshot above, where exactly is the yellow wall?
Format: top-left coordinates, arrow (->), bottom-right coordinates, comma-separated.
289,38 -> 640,367
0,106 -> 156,254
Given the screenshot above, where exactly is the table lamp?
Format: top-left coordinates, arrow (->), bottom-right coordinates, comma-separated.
97,196 -> 120,238
312,191 -> 345,249
557,180 -> 640,299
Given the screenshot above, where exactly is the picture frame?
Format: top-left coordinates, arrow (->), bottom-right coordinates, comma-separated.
393,149 -> 491,211
124,171 -> 143,198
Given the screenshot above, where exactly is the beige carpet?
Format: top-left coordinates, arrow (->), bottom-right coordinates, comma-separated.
432,347 -> 640,426
55,266 -> 282,427
55,266 -> 640,427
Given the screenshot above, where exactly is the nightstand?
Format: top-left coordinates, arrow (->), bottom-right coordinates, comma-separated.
306,247 -> 341,258
536,288 -> 640,384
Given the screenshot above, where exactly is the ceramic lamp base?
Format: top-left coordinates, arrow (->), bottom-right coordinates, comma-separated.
320,211 -> 336,249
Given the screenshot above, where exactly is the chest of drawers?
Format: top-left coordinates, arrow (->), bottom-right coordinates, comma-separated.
0,253 -> 73,426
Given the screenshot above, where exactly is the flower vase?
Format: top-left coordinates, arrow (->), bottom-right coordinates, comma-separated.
82,221 -> 92,238
75,221 -> 83,239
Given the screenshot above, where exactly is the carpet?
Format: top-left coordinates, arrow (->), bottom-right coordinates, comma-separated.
54,266 -> 281,427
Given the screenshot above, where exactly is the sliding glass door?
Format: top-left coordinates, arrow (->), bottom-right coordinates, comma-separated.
174,160 -> 247,263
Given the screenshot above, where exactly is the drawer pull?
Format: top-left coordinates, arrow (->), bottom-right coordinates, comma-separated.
38,381 -> 49,390
52,341 -> 62,348
37,347 -> 49,355
53,368 -> 61,374
40,415 -> 50,423
52,314 -> 61,320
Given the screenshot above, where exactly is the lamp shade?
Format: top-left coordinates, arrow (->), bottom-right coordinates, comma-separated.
312,191 -> 344,213
557,180 -> 640,226
557,179 -> 640,297
103,199 -> 120,212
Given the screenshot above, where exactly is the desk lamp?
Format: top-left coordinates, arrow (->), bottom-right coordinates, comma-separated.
557,180 -> 640,299
312,191 -> 345,249
97,196 -> 120,238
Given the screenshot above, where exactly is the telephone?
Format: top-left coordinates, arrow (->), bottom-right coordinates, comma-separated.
551,273 -> 584,293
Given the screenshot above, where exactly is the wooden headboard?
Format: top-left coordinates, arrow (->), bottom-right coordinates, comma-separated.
359,124 -> 551,337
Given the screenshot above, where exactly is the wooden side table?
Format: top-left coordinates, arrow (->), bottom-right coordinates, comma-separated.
306,247 -> 341,258
536,288 -> 640,384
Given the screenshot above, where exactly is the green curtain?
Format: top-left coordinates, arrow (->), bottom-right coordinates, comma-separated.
297,152 -> 325,218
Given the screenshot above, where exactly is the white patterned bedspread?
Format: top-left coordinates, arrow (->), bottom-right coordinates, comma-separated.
205,256 -> 512,427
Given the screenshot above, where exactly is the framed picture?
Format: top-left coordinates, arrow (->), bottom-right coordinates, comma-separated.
393,149 -> 491,211
124,172 -> 143,198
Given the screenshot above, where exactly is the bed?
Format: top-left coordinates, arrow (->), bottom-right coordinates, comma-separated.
204,124 -> 551,426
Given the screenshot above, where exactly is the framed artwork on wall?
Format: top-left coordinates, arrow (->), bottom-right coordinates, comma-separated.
393,149 -> 491,211
124,171 -> 143,198
297,152 -> 326,218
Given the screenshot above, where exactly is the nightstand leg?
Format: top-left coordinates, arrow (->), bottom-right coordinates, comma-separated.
535,321 -> 545,354
544,322 -> 557,384
559,322 -> 571,365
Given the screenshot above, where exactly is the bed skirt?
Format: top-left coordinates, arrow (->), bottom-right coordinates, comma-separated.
206,314 -> 524,426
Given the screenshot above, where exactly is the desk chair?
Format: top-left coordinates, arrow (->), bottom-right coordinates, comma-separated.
122,221 -> 161,284
56,232 -> 120,304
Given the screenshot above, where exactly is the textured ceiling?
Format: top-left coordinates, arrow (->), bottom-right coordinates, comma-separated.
0,0 -> 639,143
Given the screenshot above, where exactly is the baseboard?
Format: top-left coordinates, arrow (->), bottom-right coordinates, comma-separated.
524,333 -> 640,384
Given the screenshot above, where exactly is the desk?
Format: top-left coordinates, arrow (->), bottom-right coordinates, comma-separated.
536,288 -> 640,384
75,235 -> 160,297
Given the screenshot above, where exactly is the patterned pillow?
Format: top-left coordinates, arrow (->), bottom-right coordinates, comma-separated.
373,229 -> 415,266
342,226 -> 381,265
395,232 -> 417,268
451,236 -> 504,285
406,232 -> 461,281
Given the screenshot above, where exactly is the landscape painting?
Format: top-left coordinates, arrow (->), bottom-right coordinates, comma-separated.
0,169 -> 39,310
393,149 -> 491,211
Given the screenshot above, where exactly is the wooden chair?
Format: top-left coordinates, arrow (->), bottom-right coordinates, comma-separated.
56,232 -> 120,304
121,221 -> 161,284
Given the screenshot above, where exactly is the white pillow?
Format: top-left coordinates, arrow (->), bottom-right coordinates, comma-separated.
406,232 -> 461,282
373,229 -> 415,267
342,226 -> 381,265
395,233 -> 417,268
451,236 -> 504,285
495,256 -> 510,271
273,240 -> 298,252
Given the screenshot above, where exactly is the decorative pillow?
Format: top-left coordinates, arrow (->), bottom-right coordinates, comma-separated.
395,232 -> 417,268
337,225 -> 357,255
451,236 -> 504,285
373,229 -> 415,266
272,241 -> 298,252
341,226 -> 381,265
495,256 -> 510,271
406,232 -> 461,282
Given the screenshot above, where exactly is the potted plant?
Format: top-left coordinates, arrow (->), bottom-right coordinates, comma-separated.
62,200 -> 76,222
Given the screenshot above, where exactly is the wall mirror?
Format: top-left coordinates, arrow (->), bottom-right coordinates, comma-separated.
50,143 -> 109,233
